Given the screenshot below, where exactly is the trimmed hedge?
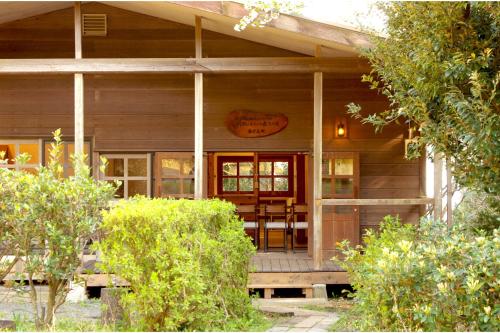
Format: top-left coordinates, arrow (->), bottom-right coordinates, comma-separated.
97,197 -> 257,331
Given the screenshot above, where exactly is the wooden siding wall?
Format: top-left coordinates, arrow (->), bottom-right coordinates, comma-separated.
0,2 -> 300,59
0,5 -> 422,232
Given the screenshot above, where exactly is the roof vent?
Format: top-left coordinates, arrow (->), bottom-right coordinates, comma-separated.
82,14 -> 107,36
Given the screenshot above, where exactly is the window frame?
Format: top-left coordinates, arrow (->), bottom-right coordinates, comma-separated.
0,139 -> 43,171
99,153 -> 151,199
217,156 -> 255,194
322,152 -> 359,199
257,155 -> 294,197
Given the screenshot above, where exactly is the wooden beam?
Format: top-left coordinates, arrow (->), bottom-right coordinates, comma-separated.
194,72 -> 203,199
74,73 -> 84,156
434,152 -> 443,221
74,2 -> 82,59
313,71 -> 323,271
0,57 -> 371,74
446,158 -> 453,227
322,198 -> 434,206
195,16 -> 202,59
74,2 -> 83,156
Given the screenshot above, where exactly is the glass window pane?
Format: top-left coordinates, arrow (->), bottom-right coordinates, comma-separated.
19,144 -> 39,164
21,167 -> 38,175
259,178 -> 272,191
322,159 -> 331,176
128,180 -> 148,197
1,144 -> 16,163
239,178 -> 253,192
335,178 -> 353,195
223,162 -> 237,176
274,177 -> 289,191
335,159 -> 353,176
259,162 -> 272,175
274,162 -> 288,176
322,178 -> 331,196
182,178 -> 194,195
223,178 -> 237,191
161,159 -> 181,177
105,158 -> 124,177
239,162 -> 254,176
109,180 -> 124,198
162,179 -> 181,195
128,158 -> 147,177
182,159 -> 194,176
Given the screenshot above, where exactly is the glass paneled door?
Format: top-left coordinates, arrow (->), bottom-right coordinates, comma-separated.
322,152 -> 360,256
155,152 -> 195,199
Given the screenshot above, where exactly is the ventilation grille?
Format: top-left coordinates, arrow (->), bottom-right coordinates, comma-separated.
82,14 -> 107,36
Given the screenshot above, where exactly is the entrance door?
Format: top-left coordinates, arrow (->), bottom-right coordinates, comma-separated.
322,152 -> 360,257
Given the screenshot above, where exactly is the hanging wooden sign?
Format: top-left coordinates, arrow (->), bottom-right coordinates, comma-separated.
225,110 -> 288,138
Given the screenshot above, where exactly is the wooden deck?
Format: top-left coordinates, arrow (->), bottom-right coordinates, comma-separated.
250,252 -> 343,273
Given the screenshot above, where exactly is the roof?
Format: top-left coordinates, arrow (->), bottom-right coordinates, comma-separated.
0,1 -> 372,57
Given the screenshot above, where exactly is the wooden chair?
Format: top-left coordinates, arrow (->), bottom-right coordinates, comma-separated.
237,204 -> 259,248
264,203 -> 288,252
291,204 -> 308,252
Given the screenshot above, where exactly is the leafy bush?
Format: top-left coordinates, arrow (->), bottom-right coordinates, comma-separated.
335,216 -> 499,331
96,197 -> 257,331
0,130 -> 116,329
454,191 -> 500,234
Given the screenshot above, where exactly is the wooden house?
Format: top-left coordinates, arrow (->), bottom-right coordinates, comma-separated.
0,2 -> 443,294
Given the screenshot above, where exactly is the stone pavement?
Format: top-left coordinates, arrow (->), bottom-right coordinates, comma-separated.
253,299 -> 340,332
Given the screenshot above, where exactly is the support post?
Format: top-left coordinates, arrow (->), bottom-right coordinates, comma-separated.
194,16 -> 203,199
446,158 -> 453,227
74,2 -> 84,156
313,71 -> 323,270
433,152 -> 443,221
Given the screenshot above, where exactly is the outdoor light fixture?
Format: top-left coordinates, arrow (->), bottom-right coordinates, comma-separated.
337,123 -> 345,137
335,117 -> 348,138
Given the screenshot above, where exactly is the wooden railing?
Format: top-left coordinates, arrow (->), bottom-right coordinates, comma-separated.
321,198 -> 434,206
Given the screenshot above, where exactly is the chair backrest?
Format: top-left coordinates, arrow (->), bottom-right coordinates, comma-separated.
237,204 -> 257,221
265,204 -> 286,214
293,204 -> 308,214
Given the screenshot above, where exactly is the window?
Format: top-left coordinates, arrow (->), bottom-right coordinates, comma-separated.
322,153 -> 358,199
100,154 -> 151,199
43,141 -> 91,177
258,156 -> 293,196
218,157 -> 254,194
155,152 -> 194,198
0,140 -> 41,173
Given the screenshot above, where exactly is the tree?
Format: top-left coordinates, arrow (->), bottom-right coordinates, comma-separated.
234,0 -> 303,31
347,2 -> 500,195
0,130 -> 116,329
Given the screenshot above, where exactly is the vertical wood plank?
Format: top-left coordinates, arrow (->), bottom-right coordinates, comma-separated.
74,2 -> 82,59
313,71 -> 323,270
194,72 -> 203,199
419,147 -> 427,217
195,16 -> 202,59
446,158 -> 453,227
433,152 -> 443,221
74,73 -> 84,155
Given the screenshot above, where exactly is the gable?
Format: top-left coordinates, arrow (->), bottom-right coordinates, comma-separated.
0,2 -> 306,59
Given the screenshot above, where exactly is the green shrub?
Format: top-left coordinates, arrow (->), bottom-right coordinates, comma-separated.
454,191 -> 500,234
335,216 -> 499,331
96,197 -> 257,331
1,130 -> 116,329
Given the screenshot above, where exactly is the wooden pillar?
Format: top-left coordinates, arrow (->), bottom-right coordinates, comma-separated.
313,71 -> 323,270
446,158 -> 453,227
74,2 -> 84,156
194,16 -> 203,199
433,152 -> 443,221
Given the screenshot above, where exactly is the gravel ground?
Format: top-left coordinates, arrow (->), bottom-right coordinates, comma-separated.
0,286 -> 101,322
